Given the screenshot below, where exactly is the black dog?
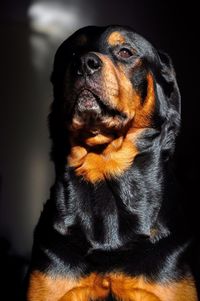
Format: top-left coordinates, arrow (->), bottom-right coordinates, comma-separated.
27,25 -> 198,301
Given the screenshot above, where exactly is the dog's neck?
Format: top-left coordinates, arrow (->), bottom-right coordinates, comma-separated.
55,128 -> 175,250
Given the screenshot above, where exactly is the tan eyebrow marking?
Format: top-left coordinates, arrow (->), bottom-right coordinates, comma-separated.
107,31 -> 125,46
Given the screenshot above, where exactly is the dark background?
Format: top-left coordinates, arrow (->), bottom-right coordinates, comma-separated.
0,1 -> 199,300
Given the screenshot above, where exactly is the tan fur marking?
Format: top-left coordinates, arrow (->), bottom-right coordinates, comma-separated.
100,54 -> 139,119
59,273 -> 110,301
85,133 -> 114,146
68,128 -> 141,183
134,72 -> 155,128
68,145 -> 87,167
27,271 -> 198,301
108,31 -> 125,45
110,273 -> 198,301
100,58 -> 155,126
150,228 -> 159,239
27,271 -> 77,301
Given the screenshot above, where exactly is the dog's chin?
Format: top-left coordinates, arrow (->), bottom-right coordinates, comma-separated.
75,89 -> 101,117
70,89 -> 105,132
70,89 -> 129,136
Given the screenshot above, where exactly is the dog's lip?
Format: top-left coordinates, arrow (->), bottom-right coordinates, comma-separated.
76,89 -> 101,113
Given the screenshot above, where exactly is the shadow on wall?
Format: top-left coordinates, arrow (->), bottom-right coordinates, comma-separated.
0,0 -> 95,258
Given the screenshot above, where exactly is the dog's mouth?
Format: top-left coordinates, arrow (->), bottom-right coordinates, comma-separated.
76,89 -> 101,116
74,88 -> 128,122
69,86 -> 130,138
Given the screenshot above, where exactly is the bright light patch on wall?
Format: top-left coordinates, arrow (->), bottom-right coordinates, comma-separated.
28,1 -> 94,71
28,1 -> 84,39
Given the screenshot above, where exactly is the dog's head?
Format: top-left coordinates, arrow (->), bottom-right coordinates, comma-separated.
50,25 -> 181,180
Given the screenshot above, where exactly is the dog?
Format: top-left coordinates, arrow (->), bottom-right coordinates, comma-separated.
26,25 -> 198,301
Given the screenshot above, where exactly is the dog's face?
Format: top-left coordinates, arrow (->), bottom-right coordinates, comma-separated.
53,26 -> 157,142
51,25 -> 181,180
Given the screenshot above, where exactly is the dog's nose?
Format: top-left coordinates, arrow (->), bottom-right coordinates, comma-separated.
76,53 -> 102,76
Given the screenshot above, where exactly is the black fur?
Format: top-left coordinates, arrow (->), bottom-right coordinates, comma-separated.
28,25 -> 196,300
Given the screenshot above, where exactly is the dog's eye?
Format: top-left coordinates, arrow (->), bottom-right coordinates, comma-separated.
118,48 -> 133,59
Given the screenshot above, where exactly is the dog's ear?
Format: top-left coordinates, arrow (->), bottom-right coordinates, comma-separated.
154,51 -> 181,158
